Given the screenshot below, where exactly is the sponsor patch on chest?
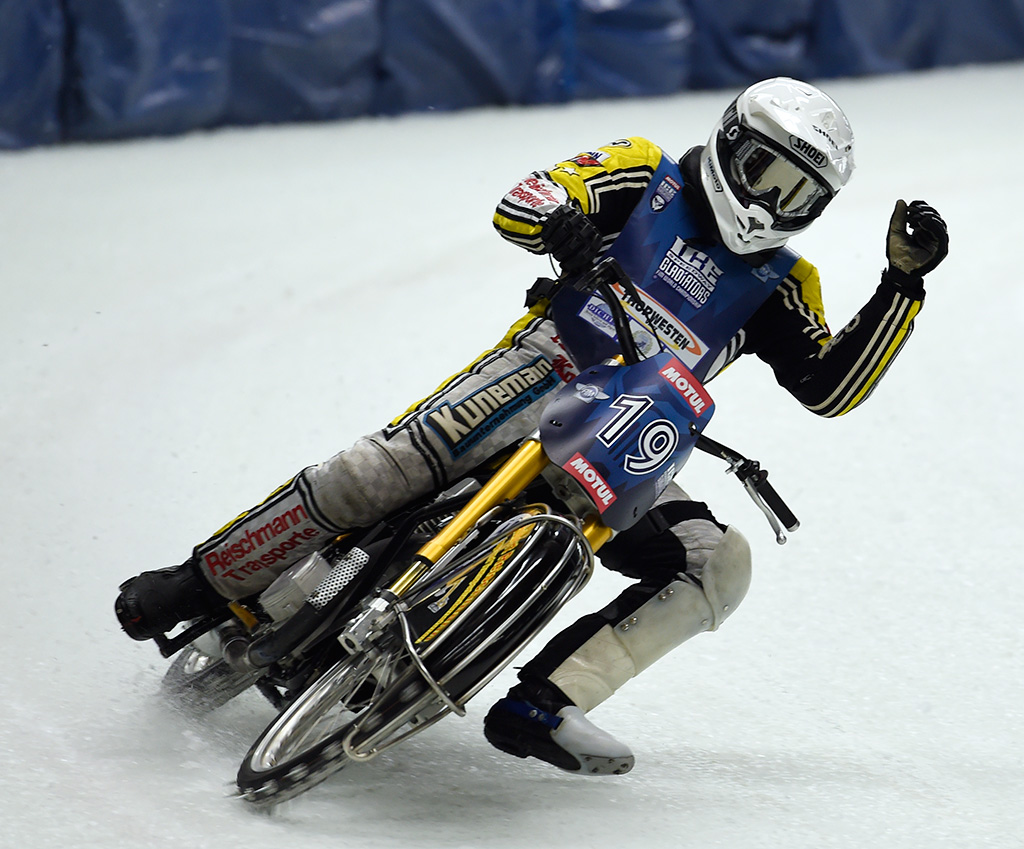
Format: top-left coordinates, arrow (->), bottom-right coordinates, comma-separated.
655,236 -> 724,309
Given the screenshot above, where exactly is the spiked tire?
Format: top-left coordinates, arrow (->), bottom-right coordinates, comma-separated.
236,651 -> 404,806
161,644 -> 260,714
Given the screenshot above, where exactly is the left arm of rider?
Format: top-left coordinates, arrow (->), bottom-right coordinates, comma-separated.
741,259 -> 924,418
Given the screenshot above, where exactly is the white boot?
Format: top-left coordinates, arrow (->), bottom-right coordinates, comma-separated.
551,706 -> 635,775
484,694 -> 633,775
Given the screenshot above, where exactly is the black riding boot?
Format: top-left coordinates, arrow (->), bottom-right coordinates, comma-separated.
115,559 -> 224,641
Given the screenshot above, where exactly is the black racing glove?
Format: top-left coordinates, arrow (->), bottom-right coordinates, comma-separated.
540,204 -> 602,277
882,199 -> 949,297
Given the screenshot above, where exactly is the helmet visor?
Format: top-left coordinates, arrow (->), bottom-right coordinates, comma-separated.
727,131 -> 833,227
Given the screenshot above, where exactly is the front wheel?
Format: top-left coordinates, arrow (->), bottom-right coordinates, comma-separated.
236,651 -> 396,806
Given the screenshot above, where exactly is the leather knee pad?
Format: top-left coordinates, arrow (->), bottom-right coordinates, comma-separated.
548,526 -> 752,712
687,524 -> 752,626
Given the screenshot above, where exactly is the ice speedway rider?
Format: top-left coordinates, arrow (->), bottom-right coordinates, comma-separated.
116,78 -> 949,776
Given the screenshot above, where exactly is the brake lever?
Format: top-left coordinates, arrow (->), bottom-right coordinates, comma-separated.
731,459 -> 798,545
695,435 -> 800,545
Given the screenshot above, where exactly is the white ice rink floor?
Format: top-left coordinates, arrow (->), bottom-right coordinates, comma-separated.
2,61 -> 1023,848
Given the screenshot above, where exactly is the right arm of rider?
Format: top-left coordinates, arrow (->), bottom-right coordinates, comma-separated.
492,137 -> 662,255
492,171 -> 571,254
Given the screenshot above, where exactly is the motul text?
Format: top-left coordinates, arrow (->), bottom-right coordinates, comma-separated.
563,452 -> 617,511
659,360 -> 712,416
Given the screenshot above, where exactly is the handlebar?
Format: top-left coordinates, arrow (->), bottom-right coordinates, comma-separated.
695,434 -> 800,545
573,258 -> 645,365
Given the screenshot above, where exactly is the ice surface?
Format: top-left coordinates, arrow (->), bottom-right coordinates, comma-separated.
2,62 -> 1022,849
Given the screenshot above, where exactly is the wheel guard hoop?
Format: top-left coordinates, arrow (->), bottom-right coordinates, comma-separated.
539,351 -> 714,531
341,508 -> 594,760
403,508 -> 593,697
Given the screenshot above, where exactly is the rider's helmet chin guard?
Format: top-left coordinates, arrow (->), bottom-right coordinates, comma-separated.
699,77 -> 855,255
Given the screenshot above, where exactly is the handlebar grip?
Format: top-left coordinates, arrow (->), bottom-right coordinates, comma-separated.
751,470 -> 800,532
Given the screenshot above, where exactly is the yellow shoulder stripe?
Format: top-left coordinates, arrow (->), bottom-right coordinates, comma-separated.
547,137 -> 664,214
788,256 -> 828,331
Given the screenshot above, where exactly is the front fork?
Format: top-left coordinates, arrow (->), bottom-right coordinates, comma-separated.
339,436 -> 612,653
394,437 -> 611,595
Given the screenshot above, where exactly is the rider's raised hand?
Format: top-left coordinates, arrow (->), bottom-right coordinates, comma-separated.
540,204 -> 602,277
883,199 -> 949,295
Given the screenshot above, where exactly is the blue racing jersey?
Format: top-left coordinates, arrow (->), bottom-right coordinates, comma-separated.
494,137 -> 924,418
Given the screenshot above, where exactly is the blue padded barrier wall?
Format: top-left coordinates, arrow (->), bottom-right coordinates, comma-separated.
570,0 -> 694,100
2,0 -> 1024,149
687,0 -> 820,88
810,1 -> 941,77
0,1 -> 64,148
225,0 -> 380,126
61,0 -> 230,141
929,0 -> 1024,65
376,0 -> 542,113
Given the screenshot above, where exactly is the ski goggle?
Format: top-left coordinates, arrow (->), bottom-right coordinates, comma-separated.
725,130 -> 833,226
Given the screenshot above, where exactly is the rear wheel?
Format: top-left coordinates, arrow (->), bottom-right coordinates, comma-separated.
161,644 -> 260,713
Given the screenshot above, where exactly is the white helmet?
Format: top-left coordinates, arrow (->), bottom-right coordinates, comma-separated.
699,77 -> 855,255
